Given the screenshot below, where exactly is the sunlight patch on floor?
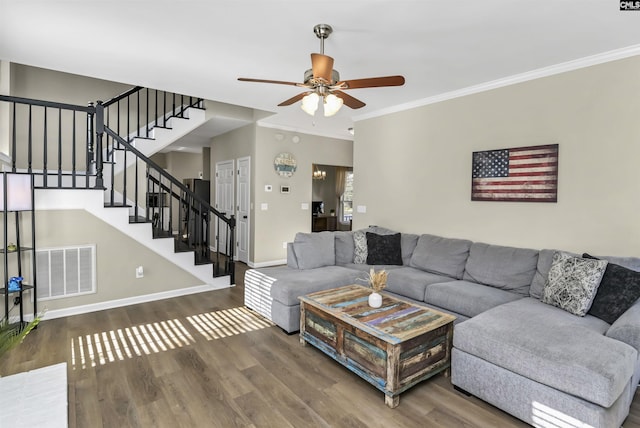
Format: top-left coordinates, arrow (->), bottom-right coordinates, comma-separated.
186,306 -> 273,340
70,319 -> 194,370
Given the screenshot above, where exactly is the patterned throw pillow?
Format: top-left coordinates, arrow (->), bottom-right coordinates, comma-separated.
353,230 -> 367,264
542,251 -> 608,316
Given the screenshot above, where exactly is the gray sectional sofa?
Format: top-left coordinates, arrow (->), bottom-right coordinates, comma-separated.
244,227 -> 640,427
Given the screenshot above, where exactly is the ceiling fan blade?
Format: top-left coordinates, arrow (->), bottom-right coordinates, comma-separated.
238,77 -> 300,86
278,92 -> 309,107
337,75 -> 405,89
332,90 -> 366,109
311,53 -> 334,82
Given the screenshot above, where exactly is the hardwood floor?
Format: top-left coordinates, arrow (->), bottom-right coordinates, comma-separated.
2,263 -> 639,427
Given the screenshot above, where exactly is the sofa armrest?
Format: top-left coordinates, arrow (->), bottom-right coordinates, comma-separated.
287,242 -> 299,269
606,299 -> 640,353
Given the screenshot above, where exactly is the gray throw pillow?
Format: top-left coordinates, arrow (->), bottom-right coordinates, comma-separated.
541,251 -> 608,316
292,232 -> 335,269
353,230 -> 367,264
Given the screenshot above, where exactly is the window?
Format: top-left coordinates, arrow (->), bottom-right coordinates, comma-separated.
341,171 -> 354,222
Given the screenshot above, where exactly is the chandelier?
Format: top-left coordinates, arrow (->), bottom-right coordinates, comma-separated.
313,165 -> 326,180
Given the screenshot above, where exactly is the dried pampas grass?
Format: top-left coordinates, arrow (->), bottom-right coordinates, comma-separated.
365,268 -> 387,292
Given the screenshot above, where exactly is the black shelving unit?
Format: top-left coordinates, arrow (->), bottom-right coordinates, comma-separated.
1,172 -> 36,329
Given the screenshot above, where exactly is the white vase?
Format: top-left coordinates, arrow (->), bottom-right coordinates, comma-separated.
368,292 -> 382,308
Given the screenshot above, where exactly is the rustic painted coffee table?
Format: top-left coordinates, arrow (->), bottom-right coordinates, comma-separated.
299,284 -> 456,408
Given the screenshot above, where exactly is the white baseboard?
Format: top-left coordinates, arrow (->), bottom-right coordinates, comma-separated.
36,279 -> 234,321
248,259 -> 286,268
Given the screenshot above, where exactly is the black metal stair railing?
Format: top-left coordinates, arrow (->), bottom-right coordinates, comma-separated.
100,86 -> 204,209
0,94 -> 96,189
101,125 -> 236,281
0,88 -> 235,282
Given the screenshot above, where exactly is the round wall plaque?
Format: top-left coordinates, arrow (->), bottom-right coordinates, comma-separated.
274,152 -> 297,177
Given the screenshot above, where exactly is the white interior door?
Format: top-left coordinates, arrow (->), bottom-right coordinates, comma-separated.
236,156 -> 250,263
215,159 -> 234,254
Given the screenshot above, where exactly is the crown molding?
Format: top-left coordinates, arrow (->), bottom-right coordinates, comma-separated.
355,45 -> 640,123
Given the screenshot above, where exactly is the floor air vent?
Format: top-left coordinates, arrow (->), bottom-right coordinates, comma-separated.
36,245 -> 96,300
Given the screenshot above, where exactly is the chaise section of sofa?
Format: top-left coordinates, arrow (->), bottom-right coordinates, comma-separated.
451,249 -> 640,427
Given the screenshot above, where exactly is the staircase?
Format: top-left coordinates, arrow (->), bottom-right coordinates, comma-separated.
0,86 -> 236,287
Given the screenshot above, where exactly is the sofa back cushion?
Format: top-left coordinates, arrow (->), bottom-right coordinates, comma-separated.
530,249 -> 579,299
292,232 -> 335,269
335,231 -> 354,264
409,234 -> 472,279
401,233 -> 419,266
462,242 -> 538,296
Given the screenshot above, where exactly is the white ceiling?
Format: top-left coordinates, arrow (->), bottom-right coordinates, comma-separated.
2,1 -> 640,145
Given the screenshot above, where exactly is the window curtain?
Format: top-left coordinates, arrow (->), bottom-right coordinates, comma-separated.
335,166 -> 347,221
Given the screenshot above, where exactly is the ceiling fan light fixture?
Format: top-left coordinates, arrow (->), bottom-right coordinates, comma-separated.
323,94 -> 343,117
301,92 -> 320,116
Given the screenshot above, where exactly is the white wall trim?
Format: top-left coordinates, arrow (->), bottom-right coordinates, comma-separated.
248,259 -> 286,268
38,278 -> 233,321
355,44 -> 640,122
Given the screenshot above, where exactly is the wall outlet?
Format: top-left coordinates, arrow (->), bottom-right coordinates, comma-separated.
282,242 -> 288,249
136,266 -> 144,279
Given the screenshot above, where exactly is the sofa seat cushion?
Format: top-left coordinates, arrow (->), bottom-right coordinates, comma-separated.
385,267 -> 456,302
462,242 -> 538,296
267,266 -> 361,306
424,280 -> 522,318
453,298 -> 636,408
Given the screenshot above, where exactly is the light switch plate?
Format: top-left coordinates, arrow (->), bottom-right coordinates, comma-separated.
301,203 -> 309,210
357,205 -> 367,213
261,203 -> 268,210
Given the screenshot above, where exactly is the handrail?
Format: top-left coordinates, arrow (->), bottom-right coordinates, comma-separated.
102,85 -> 144,107
102,126 -> 234,227
0,94 -> 94,113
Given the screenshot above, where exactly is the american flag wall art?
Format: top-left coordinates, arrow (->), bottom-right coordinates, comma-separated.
471,144 -> 558,202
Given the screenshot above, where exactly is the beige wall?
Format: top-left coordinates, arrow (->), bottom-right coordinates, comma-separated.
29,209 -> 202,314
353,56 -> 640,257
253,127 -> 353,263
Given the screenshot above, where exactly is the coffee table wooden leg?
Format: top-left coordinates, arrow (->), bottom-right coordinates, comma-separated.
385,394 -> 399,408
299,303 -> 307,346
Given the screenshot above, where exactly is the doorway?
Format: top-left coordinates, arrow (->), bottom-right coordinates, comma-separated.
311,164 -> 353,232
236,156 -> 250,264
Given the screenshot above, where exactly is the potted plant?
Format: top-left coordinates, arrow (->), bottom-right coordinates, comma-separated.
0,317 -> 40,360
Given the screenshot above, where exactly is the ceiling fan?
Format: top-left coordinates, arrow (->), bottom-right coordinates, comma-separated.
238,24 -> 405,117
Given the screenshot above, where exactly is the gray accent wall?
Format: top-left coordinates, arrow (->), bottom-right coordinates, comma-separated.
352,55 -> 640,257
